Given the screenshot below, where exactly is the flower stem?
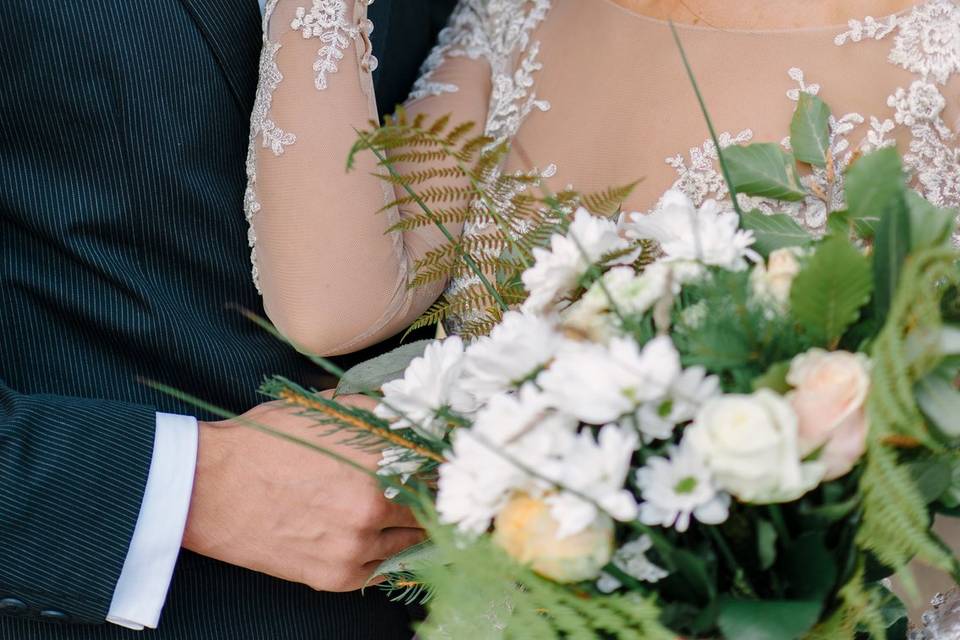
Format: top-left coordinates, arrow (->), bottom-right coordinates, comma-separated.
705,526 -> 757,598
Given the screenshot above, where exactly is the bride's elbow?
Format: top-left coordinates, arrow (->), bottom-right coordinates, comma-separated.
263,296 -> 391,357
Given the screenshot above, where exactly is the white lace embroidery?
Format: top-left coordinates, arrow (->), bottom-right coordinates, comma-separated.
291,0 -> 362,91
839,0 -> 960,217
245,0 -> 371,290
657,1 -> 959,240
426,1 -> 552,323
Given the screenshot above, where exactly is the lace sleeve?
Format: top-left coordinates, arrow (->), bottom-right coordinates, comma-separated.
246,0 -> 493,356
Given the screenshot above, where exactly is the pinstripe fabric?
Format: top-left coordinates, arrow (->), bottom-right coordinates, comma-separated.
0,0 -> 452,637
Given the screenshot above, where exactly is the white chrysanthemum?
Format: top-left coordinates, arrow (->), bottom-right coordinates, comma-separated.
438,388 -> 639,538
636,441 -> 730,532
597,535 -> 669,593
542,424 -> 640,537
461,311 -> 566,403
561,266 -> 670,342
375,337 -> 474,439
623,190 -> 758,271
521,208 -> 640,312
436,387 -> 578,535
539,335 -> 681,424
636,366 -> 720,441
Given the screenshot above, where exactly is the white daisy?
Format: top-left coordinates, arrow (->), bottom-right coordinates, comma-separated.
636,441 -> 730,532
636,366 -> 721,441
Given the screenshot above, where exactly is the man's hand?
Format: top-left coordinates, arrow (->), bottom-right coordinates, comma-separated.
182,396 -> 424,592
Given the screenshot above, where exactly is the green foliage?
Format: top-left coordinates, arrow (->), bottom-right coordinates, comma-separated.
717,597 -> 821,640
352,110 -> 637,338
789,236 -> 873,347
336,340 -> 432,395
916,362 -> 960,439
844,148 -> 904,236
740,210 -> 812,256
856,247 -> 960,584
906,190 -> 956,252
790,93 -> 831,168
723,143 -> 807,201
414,522 -> 673,640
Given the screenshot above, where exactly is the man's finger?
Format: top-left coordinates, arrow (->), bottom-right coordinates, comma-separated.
369,526 -> 428,562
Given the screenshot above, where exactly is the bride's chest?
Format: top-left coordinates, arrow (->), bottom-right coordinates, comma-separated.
496,0 -> 960,224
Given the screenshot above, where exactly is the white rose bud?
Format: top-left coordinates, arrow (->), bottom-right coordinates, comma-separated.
750,248 -> 803,310
686,389 -> 825,504
493,493 -> 614,583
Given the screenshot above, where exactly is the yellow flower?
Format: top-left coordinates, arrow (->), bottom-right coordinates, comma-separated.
493,493 -> 614,583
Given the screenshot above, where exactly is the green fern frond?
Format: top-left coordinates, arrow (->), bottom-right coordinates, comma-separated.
414,522 -> 673,640
387,207 -> 479,232
857,246 -> 960,578
580,181 -> 641,217
375,166 -> 467,187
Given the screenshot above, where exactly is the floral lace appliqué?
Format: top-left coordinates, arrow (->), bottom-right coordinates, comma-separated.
838,0 -> 960,214
291,0 -> 363,91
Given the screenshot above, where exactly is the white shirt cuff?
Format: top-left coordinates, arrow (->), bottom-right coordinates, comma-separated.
107,413 -> 198,630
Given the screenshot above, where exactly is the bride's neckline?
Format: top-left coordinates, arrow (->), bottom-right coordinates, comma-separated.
596,0 -> 925,34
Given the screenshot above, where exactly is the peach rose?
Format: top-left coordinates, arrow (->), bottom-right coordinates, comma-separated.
787,349 -> 870,481
493,493 -> 614,583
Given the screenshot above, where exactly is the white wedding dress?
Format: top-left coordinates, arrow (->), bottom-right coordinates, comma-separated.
246,0 -> 960,633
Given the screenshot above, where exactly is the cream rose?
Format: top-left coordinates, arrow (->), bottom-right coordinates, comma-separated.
787,349 -> 870,481
750,247 -> 803,309
685,390 -> 825,504
493,493 -> 614,583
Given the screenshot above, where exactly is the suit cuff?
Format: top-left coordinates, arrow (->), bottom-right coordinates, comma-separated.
107,413 -> 198,630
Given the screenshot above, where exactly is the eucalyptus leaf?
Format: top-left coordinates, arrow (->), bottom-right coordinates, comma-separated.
789,236 -> 873,345
779,532 -> 836,601
916,366 -> 960,438
740,210 -> 811,256
845,147 -> 904,236
906,189 -> 956,251
336,340 -> 432,395
723,143 -> 807,202
716,598 -> 821,640
790,93 -> 831,167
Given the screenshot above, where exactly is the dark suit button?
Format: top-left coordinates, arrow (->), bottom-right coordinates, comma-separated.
0,598 -> 27,614
39,610 -> 69,623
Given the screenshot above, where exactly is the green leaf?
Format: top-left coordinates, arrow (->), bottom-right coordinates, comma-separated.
336,340 -> 432,395
906,189 -> 956,251
717,598 -> 821,640
872,182 -> 910,323
756,519 -> 778,571
790,236 -> 873,345
790,93 -> 831,167
752,361 -> 792,394
905,457 -> 953,503
916,366 -> 960,439
723,143 -> 807,202
825,209 -> 877,240
740,210 -> 812,256
845,147 -> 905,236
779,532 -> 837,601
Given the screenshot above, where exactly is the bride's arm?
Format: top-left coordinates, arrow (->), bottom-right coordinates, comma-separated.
249,0 -> 491,355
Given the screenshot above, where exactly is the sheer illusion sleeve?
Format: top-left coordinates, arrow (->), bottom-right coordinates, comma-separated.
247,0 -> 492,356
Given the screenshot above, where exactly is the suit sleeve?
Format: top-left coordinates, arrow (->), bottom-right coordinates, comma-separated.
0,379 -> 158,625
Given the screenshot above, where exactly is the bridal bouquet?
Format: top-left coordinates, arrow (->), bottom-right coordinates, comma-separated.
256,85 -> 960,640
219,29 -> 960,634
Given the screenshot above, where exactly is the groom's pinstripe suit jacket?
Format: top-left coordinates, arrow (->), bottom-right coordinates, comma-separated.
0,1 -> 454,638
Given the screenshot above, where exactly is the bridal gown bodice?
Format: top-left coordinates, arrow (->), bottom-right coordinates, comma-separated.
247,0 -> 960,356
